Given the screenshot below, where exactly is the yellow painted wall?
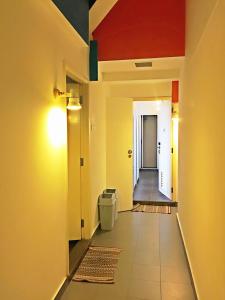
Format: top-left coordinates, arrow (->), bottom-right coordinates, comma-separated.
0,1 -> 88,299
179,0 -> 225,299
88,83 -> 107,236
106,97 -> 133,211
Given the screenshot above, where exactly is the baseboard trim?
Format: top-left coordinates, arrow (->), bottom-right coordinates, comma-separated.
91,221 -> 100,237
53,277 -> 69,300
176,213 -> 200,300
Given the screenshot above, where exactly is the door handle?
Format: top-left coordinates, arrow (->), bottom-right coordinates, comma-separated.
128,149 -> 132,158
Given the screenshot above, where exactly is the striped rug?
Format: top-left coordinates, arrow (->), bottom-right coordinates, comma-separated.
132,203 -> 171,214
73,246 -> 121,284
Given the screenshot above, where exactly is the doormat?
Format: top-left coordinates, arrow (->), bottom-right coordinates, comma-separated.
73,246 -> 122,284
132,203 -> 171,214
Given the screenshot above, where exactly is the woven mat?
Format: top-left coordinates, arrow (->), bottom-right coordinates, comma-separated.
73,246 -> 121,284
132,203 -> 171,214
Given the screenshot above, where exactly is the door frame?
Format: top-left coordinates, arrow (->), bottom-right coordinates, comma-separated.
133,100 -> 174,201
157,100 -> 172,199
64,63 -> 88,275
66,76 -> 82,242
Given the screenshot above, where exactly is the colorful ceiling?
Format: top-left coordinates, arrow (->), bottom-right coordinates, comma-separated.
92,0 -> 185,61
89,0 -> 97,9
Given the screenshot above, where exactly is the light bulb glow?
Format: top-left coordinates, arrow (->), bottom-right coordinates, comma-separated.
47,108 -> 66,148
67,97 -> 82,111
67,104 -> 82,111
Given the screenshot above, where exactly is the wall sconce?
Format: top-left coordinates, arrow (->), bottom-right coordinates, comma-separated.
54,88 -> 82,111
54,88 -> 72,98
67,97 -> 82,111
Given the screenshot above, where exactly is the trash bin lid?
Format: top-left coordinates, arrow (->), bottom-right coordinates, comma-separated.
103,188 -> 117,193
100,193 -> 116,199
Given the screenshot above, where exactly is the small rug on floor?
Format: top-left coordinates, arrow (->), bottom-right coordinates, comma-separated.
73,246 -> 121,284
132,203 -> 171,214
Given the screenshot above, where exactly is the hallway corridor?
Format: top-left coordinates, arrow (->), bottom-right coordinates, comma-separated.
134,170 -> 171,203
61,211 -> 195,300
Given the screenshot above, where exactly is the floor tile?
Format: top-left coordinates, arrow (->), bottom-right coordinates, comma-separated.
133,249 -> 160,266
128,279 -> 161,300
94,278 -> 129,299
61,210 -> 195,300
160,247 -> 188,268
134,170 -> 171,202
161,282 -> 196,300
131,264 -> 160,282
61,281 -> 99,300
161,266 -> 191,284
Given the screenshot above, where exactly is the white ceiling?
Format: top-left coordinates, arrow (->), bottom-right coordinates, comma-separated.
99,57 -> 185,82
100,57 -> 184,73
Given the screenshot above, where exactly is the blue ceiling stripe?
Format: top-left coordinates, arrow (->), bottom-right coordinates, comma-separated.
52,0 -> 89,44
89,0 -> 97,9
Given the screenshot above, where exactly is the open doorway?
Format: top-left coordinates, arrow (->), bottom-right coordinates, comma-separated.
133,101 -> 172,204
66,75 -> 82,273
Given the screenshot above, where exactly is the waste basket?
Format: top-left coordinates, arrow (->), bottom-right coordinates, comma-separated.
103,189 -> 118,220
98,193 -> 116,230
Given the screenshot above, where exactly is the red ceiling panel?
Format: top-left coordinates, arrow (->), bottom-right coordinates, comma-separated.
93,0 -> 185,61
172,80 -> 179,103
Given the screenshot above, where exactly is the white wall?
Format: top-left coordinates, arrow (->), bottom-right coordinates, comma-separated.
88,83 -> 107,237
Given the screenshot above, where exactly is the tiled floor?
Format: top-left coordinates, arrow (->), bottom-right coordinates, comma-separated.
133,169 -> 171,202
61,210 -> 196,300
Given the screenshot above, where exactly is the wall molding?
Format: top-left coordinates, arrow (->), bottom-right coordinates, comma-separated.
52,277 -> 68,300
91,221 -> 100,238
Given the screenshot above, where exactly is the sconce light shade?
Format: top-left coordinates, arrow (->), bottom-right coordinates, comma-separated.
67,97 -> 82,111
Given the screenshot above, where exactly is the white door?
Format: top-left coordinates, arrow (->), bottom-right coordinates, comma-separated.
106,98 -> 133,211
133,115 -> 138,187
158,100 -> 172,199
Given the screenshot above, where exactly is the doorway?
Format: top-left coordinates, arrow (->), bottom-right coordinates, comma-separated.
105,98 -> 177,212
66,76 -> 82,272
133,101 -> 172,203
